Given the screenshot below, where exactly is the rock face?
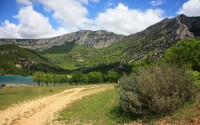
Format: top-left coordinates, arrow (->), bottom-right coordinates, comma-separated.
139,14 -> 200,40
125,14 -> 200,60
0,30 -> 124,51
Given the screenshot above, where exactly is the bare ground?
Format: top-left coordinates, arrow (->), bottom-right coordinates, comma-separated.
0,84 -> 114,125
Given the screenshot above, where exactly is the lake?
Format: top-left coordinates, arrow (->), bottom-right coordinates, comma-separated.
0,76 -> 36,85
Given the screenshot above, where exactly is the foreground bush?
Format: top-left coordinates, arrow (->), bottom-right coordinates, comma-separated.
193,71 -> 200,86
119,65 -> 197,115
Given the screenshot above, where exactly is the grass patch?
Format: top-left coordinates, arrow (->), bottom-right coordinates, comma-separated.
57,88 -> 131,125
0,85 -> 80,110
57,88 -> 200,125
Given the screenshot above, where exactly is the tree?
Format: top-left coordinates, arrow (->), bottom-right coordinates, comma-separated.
81,74 -> 89,84
42,73 -> 53,86
56,74 -> 66,86
163,38 -> 200,71
33,71 -> 44,86
52,74 -> 58,86
87,71 -> 103,83
71,72 -> 83,85
106,71 -> 120,83
63,74 -> 69,85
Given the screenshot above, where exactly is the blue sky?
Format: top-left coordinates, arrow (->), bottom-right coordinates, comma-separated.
0,0 -> 200,38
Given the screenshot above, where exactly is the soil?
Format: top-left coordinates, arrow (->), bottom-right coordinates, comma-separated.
0,85 -> 113,125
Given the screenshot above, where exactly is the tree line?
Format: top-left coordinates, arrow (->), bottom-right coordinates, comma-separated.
33,71 -> 120,86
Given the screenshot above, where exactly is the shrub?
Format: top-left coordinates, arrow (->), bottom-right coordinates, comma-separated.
119,65 -> 197,115
71,72 -> 81,84
106,71 -> 120,83
33,71 -> 45,86
87,71 -> 103,83
193,71 -> 200,86
163,38 -> 200,71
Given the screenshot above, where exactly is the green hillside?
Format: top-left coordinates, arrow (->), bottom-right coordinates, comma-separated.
42,15 -> 200,72
41,41 -> 76,54
43,40 -> 129,71
0,44 -> 64,75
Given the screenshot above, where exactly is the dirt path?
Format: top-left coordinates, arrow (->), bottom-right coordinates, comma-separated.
0,85 -> 114,125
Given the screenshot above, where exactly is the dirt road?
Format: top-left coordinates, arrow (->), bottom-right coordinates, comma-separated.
0,85 -> 113,125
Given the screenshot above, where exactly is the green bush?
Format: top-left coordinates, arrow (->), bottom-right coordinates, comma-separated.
87,71 -> 103,83
106,71 -> 120,83
193,71 -> 200,86
71,72 -> 83,85
33,71 -> 45,86
119,65 -> 197,115
163,38 -> 200,71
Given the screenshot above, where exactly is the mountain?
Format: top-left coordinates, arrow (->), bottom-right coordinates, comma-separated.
0,30 -> 124,51
0,44 -> 64,75
124,14 -> 200,61
0,14 -> 200,75
43,14 -> 200,70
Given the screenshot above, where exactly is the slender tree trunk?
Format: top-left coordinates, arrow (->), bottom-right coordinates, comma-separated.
46,82 -> 48,86
54,82 -> 55,86
38,82 -> 40,86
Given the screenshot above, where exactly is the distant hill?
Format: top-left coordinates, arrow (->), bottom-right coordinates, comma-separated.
0,44 -> 64,75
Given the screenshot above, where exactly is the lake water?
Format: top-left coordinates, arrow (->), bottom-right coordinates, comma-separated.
0,76 -> 36,85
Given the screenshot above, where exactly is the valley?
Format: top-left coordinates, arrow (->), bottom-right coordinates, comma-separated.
0,14 -> 200,125
1,14 -> 200,75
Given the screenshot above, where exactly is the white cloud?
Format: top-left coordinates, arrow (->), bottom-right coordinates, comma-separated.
95,3 -> 164,35
0,0 -> 165,38
37,0 -> 98,32
0,20 -> 20,38
16,0 -> 32,6
178,0 -> 200,16
0,6 -> 67,38
150,0 -> 164,6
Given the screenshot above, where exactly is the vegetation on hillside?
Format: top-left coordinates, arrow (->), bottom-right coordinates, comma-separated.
43,40 -> 129,70
162,38 -> 200,72
0,44 -> 64,75
41,41 -> 76,54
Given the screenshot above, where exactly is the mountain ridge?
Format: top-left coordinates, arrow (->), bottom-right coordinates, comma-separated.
123,14 -> 200,61
0,14 -> 199,53
0,30 -> 124,50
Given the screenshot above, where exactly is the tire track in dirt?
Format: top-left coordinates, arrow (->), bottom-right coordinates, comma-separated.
0,85 -> 113,125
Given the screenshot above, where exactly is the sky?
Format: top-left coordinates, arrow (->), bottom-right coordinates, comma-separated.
0,0 -> 200,39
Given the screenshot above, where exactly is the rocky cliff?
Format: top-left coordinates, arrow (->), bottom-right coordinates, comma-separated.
125,14 -> 200,61
0,30 -> 124,51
